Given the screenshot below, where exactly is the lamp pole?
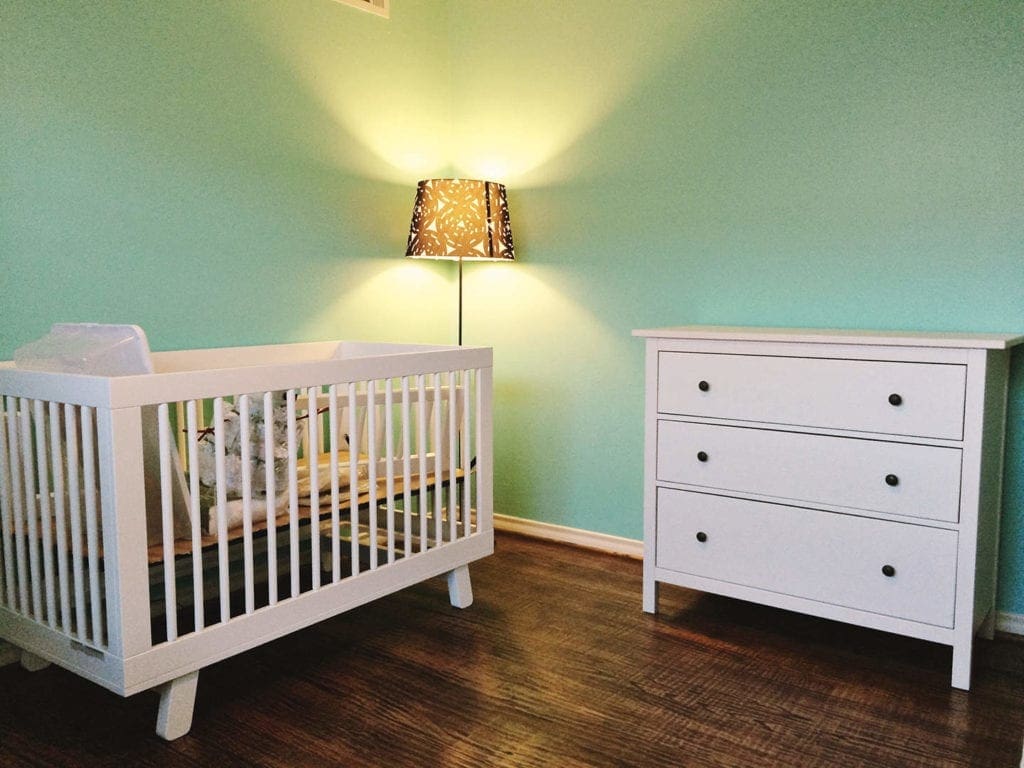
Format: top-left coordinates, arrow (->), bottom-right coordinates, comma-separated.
457,257 -> 463,346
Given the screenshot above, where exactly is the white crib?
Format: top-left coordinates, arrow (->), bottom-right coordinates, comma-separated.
0,337 -> 493,739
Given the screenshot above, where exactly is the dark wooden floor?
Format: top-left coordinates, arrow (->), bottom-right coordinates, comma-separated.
3,532 -> 1024,767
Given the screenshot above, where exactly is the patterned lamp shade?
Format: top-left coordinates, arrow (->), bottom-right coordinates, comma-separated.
406,179 -> 515,261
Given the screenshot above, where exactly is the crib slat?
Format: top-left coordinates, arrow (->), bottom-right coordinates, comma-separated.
18,399 -> 43,620
6,398 -> 29,615
463,371 -> 472,538
186,399 -> 204,630
158,403 -> 178,642
213,397 -> 230,623
347,382 -> 359,577
452,376 -> 460,544
474,369 -> 483,535
416,375 -> 428,553
384,380 -> 395,565
432,375 -> 442,548
64,404 -> 87,641
440,376 -> 452,544
328,385 -> 341,582
48,401 -> 71,633
239,394 -> 255,614
32,401 -> 57,627
401,377 -> 412,557
0,399 -> 17,610
81,406 -> 104,645
287,389 -> 299,597
307,387 -> 320,590
175,402 -> 187,464
264,391 -> 278,606
367,380 -> 378,570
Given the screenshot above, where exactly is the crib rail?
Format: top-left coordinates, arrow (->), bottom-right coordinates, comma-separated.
0,344 -> 493,682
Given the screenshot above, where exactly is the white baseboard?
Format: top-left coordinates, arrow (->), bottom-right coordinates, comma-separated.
997,612 -> 1024,637
493,514 -> 643,559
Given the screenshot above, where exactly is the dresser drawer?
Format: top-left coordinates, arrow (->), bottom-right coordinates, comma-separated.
655,489 -> 957,627
657,421 -> 962,523
657,352 -> 966,439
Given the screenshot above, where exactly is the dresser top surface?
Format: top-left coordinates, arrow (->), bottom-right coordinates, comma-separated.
632,325 -> 1024,350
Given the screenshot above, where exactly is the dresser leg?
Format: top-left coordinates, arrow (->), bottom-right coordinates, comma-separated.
643,578 -> 659,614
951,640 -> 973,691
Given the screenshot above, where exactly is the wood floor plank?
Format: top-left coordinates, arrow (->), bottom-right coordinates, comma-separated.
1,531 -> 1023,767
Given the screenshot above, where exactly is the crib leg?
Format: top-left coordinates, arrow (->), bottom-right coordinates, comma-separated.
447,564 -> 473,609
20,650 -> 51,672
156,670 -> 199,741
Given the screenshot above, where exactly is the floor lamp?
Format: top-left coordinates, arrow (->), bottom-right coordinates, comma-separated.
405,179 -> 516,345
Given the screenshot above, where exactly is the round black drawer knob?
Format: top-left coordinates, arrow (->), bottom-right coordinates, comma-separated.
888,393 -> 903,406
698,380 -> 710,392
696,531 -> 708,543
697,451 -> 709,462
882,564 -> 896,577
885,474 -> 899,487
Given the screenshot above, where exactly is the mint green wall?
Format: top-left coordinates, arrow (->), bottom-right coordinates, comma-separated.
447,2 -> 1024,610
1,1 -> 454,353
3,2 -> 1024,612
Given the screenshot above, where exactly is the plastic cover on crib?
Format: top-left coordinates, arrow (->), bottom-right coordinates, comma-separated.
14,323 -> 155,376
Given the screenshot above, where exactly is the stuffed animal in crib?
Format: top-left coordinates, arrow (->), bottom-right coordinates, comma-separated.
195,395 -> 290,533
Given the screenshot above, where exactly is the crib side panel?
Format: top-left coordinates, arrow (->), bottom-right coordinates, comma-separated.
0,393 -> 150,692
126,352 -> 494,693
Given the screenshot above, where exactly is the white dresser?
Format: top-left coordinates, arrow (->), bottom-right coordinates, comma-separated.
634,326 -> 1023,689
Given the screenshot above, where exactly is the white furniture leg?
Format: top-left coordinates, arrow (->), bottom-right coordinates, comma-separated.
447,564 -> 473,608
156,670 -> 199,741
20,650 -> 50,672
951,638 -> 973,691
643,569 -> 659,615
